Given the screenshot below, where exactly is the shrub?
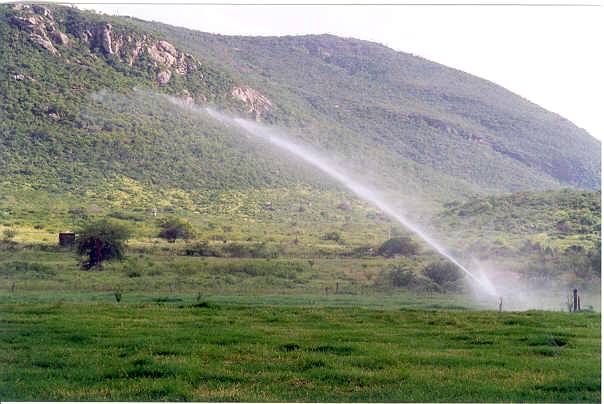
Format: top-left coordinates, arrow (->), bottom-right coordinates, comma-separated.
423,261 -> 462,286
158,217 -> 195,242
184,241 -> 221,257
76,219 -> 131,269
108,211 -> 145,222
376,262 -> 438,292
389,265 -> 418,288
341,244 -> 376,258
222,242 -> 280,258
378,236 -> 419,258
2,228 -> 16,241
322,231 -> 342,242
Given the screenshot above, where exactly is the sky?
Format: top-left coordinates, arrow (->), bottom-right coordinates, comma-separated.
37,0 -> 604,140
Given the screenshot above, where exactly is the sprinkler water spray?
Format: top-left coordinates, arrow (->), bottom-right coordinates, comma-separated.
201,107 -> 499,297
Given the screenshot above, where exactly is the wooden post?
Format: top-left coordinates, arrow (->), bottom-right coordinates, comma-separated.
572,288 -> 578,312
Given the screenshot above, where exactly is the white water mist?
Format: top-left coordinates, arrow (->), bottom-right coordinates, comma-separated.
201,107 -> 498,297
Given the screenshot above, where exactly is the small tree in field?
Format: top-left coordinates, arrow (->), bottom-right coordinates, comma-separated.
158,217 -> 195,243
423,261 -> 462,286
77,219 -> 130,269
378,236 -> 419,258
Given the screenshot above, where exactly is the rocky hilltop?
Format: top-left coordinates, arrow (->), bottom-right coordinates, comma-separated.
6,3 -> 272,118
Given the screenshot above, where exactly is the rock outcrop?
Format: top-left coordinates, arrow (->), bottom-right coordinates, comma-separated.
7,4 -> 272,117
9,4 -> 69,56
178,89 -> 194,104
49,27 -> 70,46
7,5 -> 202,87
148,40 -> 177,66
97,23 -> 114,54
229,86 -> 273,119
157,70 -> 172,86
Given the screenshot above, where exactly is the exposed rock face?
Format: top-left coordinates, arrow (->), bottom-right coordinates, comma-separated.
49,27 -> 70,46
178,89 -> 194,104
31,5 -> 53,19
30,31 -> 59,55
230,86 -> 273,118
11,3 -> 29,11
175,53 -> 197,75
9,9 -> 69,55
10,14 -> 46,31
7,5 -> 264,114
148,40 -> 177,66
127,42 -> 144,66
12,73 -> 35,82
157,70 -> 172,85
78,29 -> 93,43
98,23 -> 113,54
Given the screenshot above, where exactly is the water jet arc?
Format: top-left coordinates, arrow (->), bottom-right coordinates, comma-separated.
204,107 -> 497,296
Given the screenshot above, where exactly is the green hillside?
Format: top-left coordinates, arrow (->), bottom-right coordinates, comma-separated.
434,189 -> 600,282
1,3 -> 600,213
133,19 -> 600,193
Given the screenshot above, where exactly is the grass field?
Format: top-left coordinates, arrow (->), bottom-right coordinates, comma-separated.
0,196 -> 600,402
0,301 -> 600,401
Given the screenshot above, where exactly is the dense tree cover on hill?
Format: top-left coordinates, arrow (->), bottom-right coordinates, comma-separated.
1,4 -> 600,212
134,19 -> 600,192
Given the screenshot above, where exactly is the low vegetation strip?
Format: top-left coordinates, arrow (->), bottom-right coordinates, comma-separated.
0,303 -> 600,401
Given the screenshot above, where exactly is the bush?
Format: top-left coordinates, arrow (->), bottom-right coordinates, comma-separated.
184,241 -> 221,257
423,261 -> 462,287
158,218 -> 195,242
341,244 -> 376,258
389,265 -> 418,288
322,232 -> 342,242
223,242 -> 280,258
108,211 -> 145,222
76,219 -> 131,269
375,262 -> 438,292
2,228 -> 16,241
378,236 -> 419,258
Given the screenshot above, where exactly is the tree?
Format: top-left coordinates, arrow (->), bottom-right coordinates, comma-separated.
158,217 -> 195,242
378,236 -> 419,258
423,261 -> 462,286
77,219 -> 130,269
388,264 -> 418,288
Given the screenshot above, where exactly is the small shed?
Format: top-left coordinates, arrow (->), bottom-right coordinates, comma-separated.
58,232 -> 76,247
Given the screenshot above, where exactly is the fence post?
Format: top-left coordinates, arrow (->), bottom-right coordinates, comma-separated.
573,288 -> 578,312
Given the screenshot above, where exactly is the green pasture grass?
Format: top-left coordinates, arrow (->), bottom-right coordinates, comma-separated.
0,302 -> 600,401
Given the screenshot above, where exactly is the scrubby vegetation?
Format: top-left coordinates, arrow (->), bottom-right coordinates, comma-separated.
158,217 -> 196,243
378,236 -> 419,258
76,219 -> 130,269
